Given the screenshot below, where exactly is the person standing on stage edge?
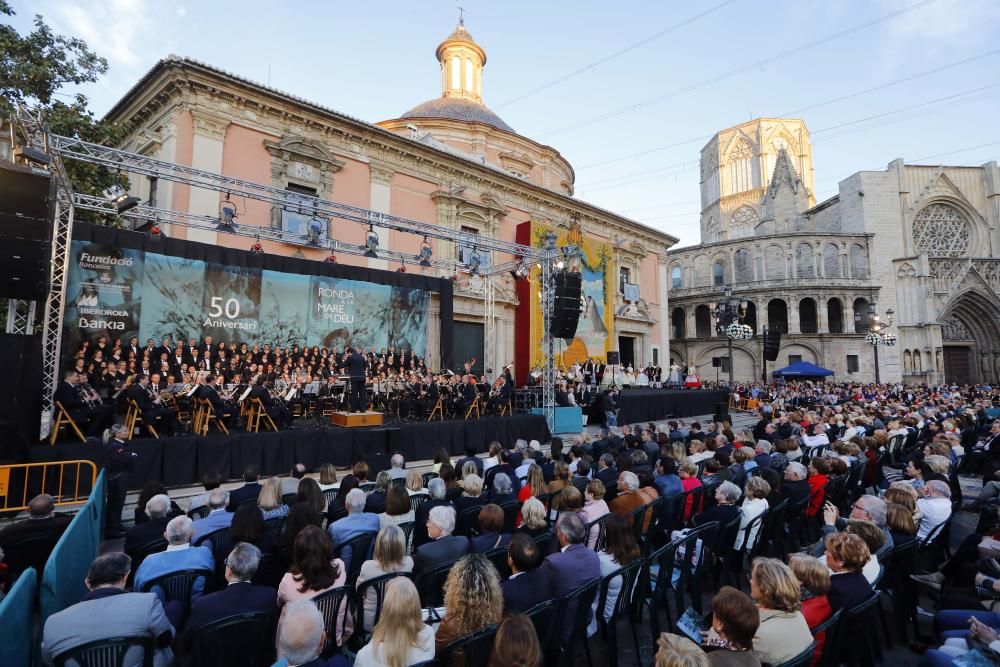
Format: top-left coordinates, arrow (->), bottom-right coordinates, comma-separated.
346,347 -> 368,413
103,424 -> 138,539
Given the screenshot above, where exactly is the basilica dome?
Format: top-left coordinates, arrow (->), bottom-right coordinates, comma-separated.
399,96 -> 514,133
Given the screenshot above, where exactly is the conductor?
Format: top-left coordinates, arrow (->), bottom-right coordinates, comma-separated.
345,347 -> 368,413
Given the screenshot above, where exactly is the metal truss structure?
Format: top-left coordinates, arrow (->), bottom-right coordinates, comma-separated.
4,299 -> 37,334
9,115 -> 566,434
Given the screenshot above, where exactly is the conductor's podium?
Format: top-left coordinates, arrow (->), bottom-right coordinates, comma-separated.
330,411 -> 384,428
531,406 -> 583,434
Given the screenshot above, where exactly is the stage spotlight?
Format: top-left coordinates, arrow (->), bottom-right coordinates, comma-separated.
555,259 -> 565,270
14,145 -> 51,166
469,247 -> 481,275
364,224 -> 379,258
306,217 -> 324,245
249,236 -> 263,255
217,194 -> 238,231
397,263 -> 407,273
102,184 -> 141,214
326,253 -> 337,264
510,262 -> 529,280
418,236 -> 433,268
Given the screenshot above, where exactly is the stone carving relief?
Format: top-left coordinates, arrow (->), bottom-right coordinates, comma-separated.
729,206 -> 758,239
971,260 -> 1000,295
929,259 -> 968,293
912,203 -> 971,257
941,315 -> 973,341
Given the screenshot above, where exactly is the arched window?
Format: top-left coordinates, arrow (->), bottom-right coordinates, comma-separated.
730,206 -> 758,239
903,350 -> 912,373
795,242 -> 815,279
827,298 -> 843,334
705,218 -> 720,243
767,299 -> 788,334
728,139 -> 754,195
450,55 -> 461,90
465,58 -> 474,92
712,261 -> 726,286
912,203 -> 971,257
850,244 -> 869,279
799,298 -> 818,333
695,305 -> 713,338
913,349 -> 922,372
671,307 -> 686,339
765,245 -> 785,280
693,255 -> 710,287
671,266 -> 682,289
823,243 -> 841,278
734,248 -> 754,283
853,297 -> 870,333
744,301 -> 758,333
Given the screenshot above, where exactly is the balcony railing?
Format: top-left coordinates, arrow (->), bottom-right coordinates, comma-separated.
669,276 -> 872,298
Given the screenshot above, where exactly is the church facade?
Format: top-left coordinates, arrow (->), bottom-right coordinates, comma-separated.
667,118 -> 1000,386
104,23 -> 678,376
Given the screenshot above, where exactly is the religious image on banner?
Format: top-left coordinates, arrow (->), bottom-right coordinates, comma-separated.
257,269 -> 311,348
140,253 -> 208,344
64,242 -> 144,355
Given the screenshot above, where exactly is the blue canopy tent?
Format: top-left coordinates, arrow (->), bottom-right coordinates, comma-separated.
771,360 -> 834,378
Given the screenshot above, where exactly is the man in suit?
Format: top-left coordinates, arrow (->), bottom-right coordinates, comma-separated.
227,465 -> 262,511
413,505 -> 469,575
345,347 -> 368,413
754,441 -> 774,469
541,437 -> 564,483
191,488 -> 234,544
200,374 -> 237,427
608,471 -> 659,532
596,453 -> 619,489
502,533 -> 552,613
781,462 -> 812,506
276,600 -> 349,667
455,445 -> 484,477
104,424 -> 138,538
153,337 -> 173,365
184,337 -> 200,366
134,515 -> 214,606
186,543 -> 276,631
54,371 -> 110,437
41,552 -> 177,667
484,450 -> 522,496
128,374 -> 178,436
413,478 -> 453,549
0,494 -> 72,580
327,489 -> 379,572
125,494 -> 171,559
541,513 -> 601,641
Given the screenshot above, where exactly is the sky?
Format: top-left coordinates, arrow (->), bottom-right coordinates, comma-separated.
9,0 -> 1000,248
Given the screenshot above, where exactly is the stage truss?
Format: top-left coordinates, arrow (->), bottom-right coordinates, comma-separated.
11,109 -> 565,436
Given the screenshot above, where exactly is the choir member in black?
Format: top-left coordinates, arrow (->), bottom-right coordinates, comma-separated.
454,374 -> 478,414
54,371 -> 114,437
421,374 -> 439,417
127,374 -> 178,436
103,424 -> 137,538
250,376 -> 291,428
487,376 -> 513,414
200,373 -> 238,426
345,347 -> 368,413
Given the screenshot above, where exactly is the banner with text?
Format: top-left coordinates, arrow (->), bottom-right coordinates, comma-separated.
64,240 -> 429,362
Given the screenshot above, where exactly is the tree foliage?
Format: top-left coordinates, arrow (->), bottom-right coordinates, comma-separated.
1,0 -> 131,209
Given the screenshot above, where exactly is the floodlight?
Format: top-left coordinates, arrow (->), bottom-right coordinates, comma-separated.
364,224 -> 380,258
102,184 -> 141,214
418,236 -> 433,267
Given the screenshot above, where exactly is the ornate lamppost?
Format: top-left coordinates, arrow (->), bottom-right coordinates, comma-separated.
715,286 -> 754,385
864,303 -> 895,384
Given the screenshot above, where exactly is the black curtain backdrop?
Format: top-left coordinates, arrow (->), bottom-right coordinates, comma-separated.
0,333 -> 42,461
29,414 -> 549,490
72,223 -> 454,370
611,388 -> 731,425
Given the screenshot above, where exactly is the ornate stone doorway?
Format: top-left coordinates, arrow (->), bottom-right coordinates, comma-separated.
939,290 -> 1000,385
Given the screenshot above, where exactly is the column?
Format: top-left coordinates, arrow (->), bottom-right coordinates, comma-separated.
368,164 -> 394,271
657,256 -> 671,355
817,296 -> 829,334
787,298 -> 800,335
188,109 -> 230,245
686,307 -> 696,340
844,297 -> 856,334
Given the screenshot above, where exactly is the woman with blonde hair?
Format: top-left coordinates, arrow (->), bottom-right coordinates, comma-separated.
435,554 -> 504,667
354,577 -> 434,667
788,553 -> 832,664
487,614 -> 542,667
317,463 -> 338,491
456,474 -> 486,514
735,477 -> 771,551
356,525 -> 414,632
258,476 -> 289,520
404,469 -> 426,495
654,633 -> 711,667
513,497 -> 551,552
518,464 -> 547,504
748,558 -> 813,665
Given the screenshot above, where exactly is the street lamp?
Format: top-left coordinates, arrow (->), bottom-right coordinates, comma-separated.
715,286 -> 753,385
864,303 -> 895,384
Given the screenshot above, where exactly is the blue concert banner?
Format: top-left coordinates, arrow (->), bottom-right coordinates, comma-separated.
63,239 -> 430,360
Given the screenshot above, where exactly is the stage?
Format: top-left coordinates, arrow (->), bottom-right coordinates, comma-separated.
29,413 -> 549,491
591,388 -> 731,425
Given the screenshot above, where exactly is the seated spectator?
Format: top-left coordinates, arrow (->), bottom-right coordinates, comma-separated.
455,474 -> 487,514
590,513 -> 642,636
788,553 -> 832,665
518,465 -> 547,505
547,461 -> 572,499
581,479 -> 610,547
471,503 -> 510,553
455,445 -> 484,478
414,478 -> 452,549
356,525 -> 414,632
487,614 -> 543,667
701,586 -> 761,666
814,494 -> 893,561
277,525 -> 348,638
191,488 -> 234,543
386,454 -> 407,482
654,457 -> 683,498
328,488 -> 380,572
735,477 -> 770,551
802,423 -> 831,449
229,502 -> 274,555
825,532 -> 873,611
227,465 -> 262,511
543,513 -> 601,641
134,515 -> 214,607
125,494 -> 171,559
748,558 -> 814,665
281,463 -> 307,497
733,447 -> 758,474
609,470 -> 659,531
42,553 -> 176,667
328,474 -> 360,522
558,486 -> 585,515
654,633 -> 711,667
483,442 -> 502,472
379,486 -> 415,536
805,457 -> 831,519
435,554 -> 503,667
278,503 -> 324,562
133,482 -> 184,525
677,463 -> 704,521
432,447 -> 452,474
187,542 -> 276,631
354,577 -> 434,667
886,502 -> 919,549
258,476 -> 290,520
405,469 -> 427,496
317,463 -> 339,492
297,478 -> 329,518
781,462 -> 811,506
364,472 -> 391,515
754,441 -> 774,469
413,505 -> 470,574
188,472 -> 223,513
917,480 -> 953,540
693,481 -> 742,528
277,599 -> 349,667
490,472 -> 517,505
514,497 -> 552,549
501,533 -> 551,613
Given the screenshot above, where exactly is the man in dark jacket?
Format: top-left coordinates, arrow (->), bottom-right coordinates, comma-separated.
104,424 -> 138,538
413,505 -> 469,576
413,479 -> 453,549
345,347 -> 368,413
226,466 -> 262,511
501,534 -> 552,613
186,543 -> 276,632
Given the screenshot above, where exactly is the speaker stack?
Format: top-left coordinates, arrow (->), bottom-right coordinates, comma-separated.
763,329 -> 782,362
550,270 -> 583,340
0,164 -> 52,300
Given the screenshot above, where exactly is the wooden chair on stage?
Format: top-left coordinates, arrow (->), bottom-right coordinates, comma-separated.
427,396 -> 444,422
246,398 -> 277,433
50,401 -> 86,445
464,395 -> 482,420
126,399 -> 160,439
193,398 -> 229,436
496,396 -> 513,417
167,395 -> 191,429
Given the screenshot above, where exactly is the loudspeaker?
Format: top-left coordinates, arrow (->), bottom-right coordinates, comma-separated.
0,165 -> 51,300
714,399 -> 731,424
550,271 -> 582,340
763,330 -> 782,362
711,357 -> 722,368
606,351 -> 620,366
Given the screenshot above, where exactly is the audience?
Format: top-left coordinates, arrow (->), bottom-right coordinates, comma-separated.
277,599 -> 348,667
259,476 -> 290,520
487,614 -> 543,667
277,525 -> 348,643
356,525 -> 414,632
229,502 -> 274,556
191,488 -> 234,543
133,515 -> 214,606
413,478 -> 452,548
825,532 -> 874,611
501,533 -> 551,613
413,505 -> 469,574
124,493 -> 172,559
702,586 -> 761,666
435,554 -> 504,667
747,558 -> 814,665
354,577 -> 434,667
788,553 -> 832,665
227,465 -> 263,511
328,488 -> 379,572
187,542 -> 276,631
655,633 -> 711,667
609,470 -> 659,531
543,513 -> 601,641
590,512 -> 641,635
471,503 -> 511,553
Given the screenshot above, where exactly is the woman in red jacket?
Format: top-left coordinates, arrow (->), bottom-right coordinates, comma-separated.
805,456 -> 831,518
789,553 -> 832,666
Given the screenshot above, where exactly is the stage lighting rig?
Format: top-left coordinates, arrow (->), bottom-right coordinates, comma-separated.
418,236 -> 433,267
469,247 -> 482,276
217,194 -> 238,231
13,144 -> 51,166
249,235 -> 263,255
364,224 -> 380,258
102,183 -> 140,214
306,217 -> 324,245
